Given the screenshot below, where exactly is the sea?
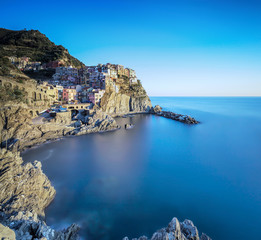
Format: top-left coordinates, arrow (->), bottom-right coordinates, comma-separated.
22,97 -> 261,240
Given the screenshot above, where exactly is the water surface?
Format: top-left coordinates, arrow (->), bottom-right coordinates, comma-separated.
22,97 -> 261,240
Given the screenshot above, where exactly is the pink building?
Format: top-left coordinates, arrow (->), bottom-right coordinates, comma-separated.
62,88 -> 77,103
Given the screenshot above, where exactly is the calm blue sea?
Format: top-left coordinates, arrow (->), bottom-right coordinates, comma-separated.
22,97 -> 261,240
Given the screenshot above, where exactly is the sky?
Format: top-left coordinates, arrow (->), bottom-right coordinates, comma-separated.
1,0 -> 261,96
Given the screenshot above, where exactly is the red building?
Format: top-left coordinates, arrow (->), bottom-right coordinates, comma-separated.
45,61 -> 64,69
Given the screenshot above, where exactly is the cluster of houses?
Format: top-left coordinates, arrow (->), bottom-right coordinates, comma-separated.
8,56 -> 43,71
8,57 -> 65,71
48,63 -> 138,105
8,57 -> 139,105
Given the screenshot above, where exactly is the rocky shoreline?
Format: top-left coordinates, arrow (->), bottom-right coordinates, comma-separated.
0,27 -> 204,239
0,149 -> 80,240
0,104 -> 120,152
0,149 -> 211,240
0,105 -> 204,240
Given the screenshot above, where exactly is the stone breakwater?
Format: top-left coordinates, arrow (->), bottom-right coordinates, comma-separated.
152,105 -> 199,124
123,217 -> 211,240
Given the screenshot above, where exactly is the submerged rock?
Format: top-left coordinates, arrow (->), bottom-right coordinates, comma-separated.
125,123 -> 134,129
123,217 -> 211,240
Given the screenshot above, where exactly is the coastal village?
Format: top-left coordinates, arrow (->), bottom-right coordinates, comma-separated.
3,56 -> 199,124
0,29 -> 202,240
8,57 -> 138,108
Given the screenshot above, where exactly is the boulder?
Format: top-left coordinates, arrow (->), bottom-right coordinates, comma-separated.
152,105 -> 162,113
125,123 -> 134,129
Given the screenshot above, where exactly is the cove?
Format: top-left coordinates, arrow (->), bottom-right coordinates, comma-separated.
22,97 -> 261,240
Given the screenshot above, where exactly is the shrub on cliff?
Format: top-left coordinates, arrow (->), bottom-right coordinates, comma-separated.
0,85 -> 25,103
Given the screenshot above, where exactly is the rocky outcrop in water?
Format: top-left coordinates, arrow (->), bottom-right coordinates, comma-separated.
125,123 -> 134,129
2,220 -> 80,240
151,105 -> 199,124
123,217 -> 211,240
152,105 -> 162,114
72,109 -> 119,134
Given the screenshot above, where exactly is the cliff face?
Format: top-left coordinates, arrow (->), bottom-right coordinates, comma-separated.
0,150 -> 55,219
0,104 -> 74,151
100,78 -> 152,115
0,104 -> 119,151
0,150 -> 80,240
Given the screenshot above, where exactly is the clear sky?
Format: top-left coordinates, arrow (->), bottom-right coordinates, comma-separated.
1,0 -> 261,96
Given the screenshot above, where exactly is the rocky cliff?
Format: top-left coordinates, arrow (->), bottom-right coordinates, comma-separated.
0,104 -> 119,151
0,104 -> 73,151
0,149 -> 80,239
0,150 -> 55,219
100,77 -> 152,116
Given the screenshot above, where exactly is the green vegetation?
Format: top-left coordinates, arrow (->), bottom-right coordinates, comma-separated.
0,85 -> 25,103
0,28 -> 85,68
0,56 -> 17,76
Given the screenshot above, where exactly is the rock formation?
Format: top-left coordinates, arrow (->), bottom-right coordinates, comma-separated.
125,123 -> 134,129
72,109 -> 120,134
123,217 -> 211,240
100,77 -> 152,116
0,149 -> 55,219
0,149 -> 80,239
0,104 -> 119,152
152,105 -> 162,113
0,104 -> 74,151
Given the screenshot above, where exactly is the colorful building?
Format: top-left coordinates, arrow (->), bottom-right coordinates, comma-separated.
88,89 -> 105,105
62,87 -> 77,103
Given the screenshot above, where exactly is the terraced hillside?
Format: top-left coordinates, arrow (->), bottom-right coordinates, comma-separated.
0,28 -> 84,68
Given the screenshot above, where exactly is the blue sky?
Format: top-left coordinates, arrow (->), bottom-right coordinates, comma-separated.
1,0 -> 261,96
